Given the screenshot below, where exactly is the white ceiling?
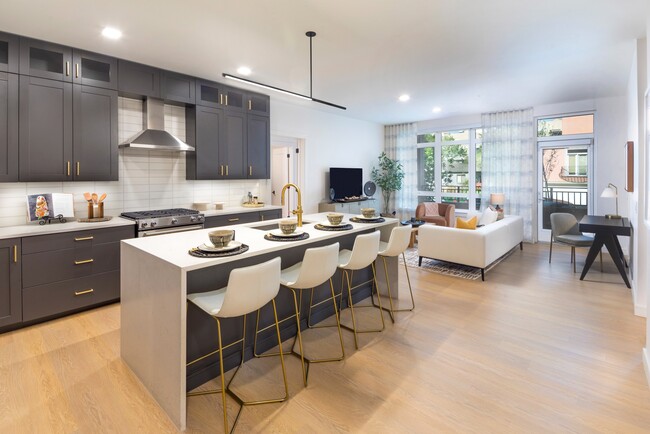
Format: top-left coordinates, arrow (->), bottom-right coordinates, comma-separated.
1,0 -> 647,124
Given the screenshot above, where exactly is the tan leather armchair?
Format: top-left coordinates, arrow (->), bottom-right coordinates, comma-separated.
415,202 -> 455,227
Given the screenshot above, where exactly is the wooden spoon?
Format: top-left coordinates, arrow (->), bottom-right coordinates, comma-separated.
83,192 -> 92,202
91,193 -> 98,204
99,193 -> 107,203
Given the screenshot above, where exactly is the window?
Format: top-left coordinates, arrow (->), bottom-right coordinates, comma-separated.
537,114 -> 594,137
417,127 -> 482,211
566,149 -> 588,176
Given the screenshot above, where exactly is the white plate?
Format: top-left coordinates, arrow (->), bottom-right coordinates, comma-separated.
319,220 -> 347,227
355,214 -> 380,220
269,229 -> 304,238
198,240 -> 242,252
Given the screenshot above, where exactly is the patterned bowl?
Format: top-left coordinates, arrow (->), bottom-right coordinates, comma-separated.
279,219 -> 298,235
326,213 -> 344,225
361,208 -> 376,218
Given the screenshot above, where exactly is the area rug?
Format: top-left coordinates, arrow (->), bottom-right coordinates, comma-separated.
399,246 -> 518,280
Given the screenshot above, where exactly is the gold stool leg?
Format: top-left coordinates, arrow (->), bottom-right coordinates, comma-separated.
344,270 -> 360,349
216,318 -> 229,434
271,299 -> 289,400
372,256 -> 396,322
288,288 -> 308,386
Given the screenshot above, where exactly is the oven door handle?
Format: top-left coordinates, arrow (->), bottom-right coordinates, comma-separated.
141,225 -> 204,237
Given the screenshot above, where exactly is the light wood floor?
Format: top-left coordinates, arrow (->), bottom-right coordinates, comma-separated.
1,243 -> 649,433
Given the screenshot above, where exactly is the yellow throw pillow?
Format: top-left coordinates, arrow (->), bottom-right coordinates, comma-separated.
456,216 -> 477,230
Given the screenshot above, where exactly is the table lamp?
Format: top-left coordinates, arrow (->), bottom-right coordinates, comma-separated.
490,193 -> 505,211
600,183 -> 621,219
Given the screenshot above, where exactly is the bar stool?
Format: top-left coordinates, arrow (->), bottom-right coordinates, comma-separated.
372,225 -> 415,322
186,257 -> 287,434
254,243 -> 345,387
337,230 -> 384,349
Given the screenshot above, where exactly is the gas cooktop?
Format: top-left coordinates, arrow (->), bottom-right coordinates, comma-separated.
121,208 -> 200,220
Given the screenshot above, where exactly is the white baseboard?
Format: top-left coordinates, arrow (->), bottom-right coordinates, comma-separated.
643,348 -> 650,387
635,303 -> 647,317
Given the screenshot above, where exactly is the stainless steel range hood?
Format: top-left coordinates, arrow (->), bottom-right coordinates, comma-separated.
119,97 -> 194,152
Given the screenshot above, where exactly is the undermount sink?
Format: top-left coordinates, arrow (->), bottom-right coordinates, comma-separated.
249,221 -> 314,231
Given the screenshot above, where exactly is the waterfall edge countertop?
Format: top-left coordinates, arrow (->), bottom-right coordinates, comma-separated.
121,212 -> 398,272
119,212 -> 398,430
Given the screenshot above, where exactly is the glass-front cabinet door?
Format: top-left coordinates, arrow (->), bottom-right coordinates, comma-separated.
20,38 -> 73,82
72,50 -> 117,90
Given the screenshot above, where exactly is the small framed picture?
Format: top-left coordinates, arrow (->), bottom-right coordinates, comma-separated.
26,193 -> 74,222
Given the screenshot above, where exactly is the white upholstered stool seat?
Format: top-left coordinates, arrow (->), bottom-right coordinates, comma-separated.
186,257 -> 288,434
337,230 -> 385,350
373,225 -> 415,322
254,243 -> 344,387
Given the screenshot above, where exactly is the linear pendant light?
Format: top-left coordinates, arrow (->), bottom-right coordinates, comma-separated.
223,31 -> 346,110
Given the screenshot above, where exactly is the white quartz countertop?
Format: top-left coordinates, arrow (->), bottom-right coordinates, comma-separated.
0,216 -> 136,240
201,205 -> 282,217
122,213 -> 398,272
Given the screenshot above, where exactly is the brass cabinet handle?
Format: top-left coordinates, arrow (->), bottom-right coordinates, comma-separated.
75,63 -> 80,78
220,165 -> 224,176
67,161 -> 71,176
249,165 -> 252,176
248,100 -> 252,110
65,61 -> 70,76
13,245 -> 17,263
76,161 -> 80,176
74,259 -> 94,265
225,94 -> 228,106
225,165 -> 229,176
74,236 -> 93,241
228,218 -> 240,222
220,94 -> 223,105
75,289 -> 94,296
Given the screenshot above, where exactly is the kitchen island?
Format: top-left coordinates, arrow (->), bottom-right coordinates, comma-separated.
120,213 -> 398,430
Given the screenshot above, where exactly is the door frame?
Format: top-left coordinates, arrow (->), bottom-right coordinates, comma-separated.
537,138 -> 594,242
270,135 -> 305,218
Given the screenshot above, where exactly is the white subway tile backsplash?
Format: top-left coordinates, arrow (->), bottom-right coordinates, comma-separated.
0,97 -> 270,227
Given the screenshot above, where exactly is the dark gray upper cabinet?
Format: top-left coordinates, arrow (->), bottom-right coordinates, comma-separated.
247,114 -> 270,179
73,85 -> 118,181
0,238 -> 21,329
118,60 -> 160,98
19,76 -> 73,181
161,71 -> 195,104
20,38 -> 73,82
0,32 -> 19,73
72,50 -> 117,90
0,72 -> 18,182
223,110 -> 246,178
223,86 -> 245,112
196,79 -> 227,108
186,105 -> 224,180
247,91 -> 270,116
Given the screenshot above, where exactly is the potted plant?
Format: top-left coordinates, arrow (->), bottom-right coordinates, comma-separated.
371,152 -> 405,216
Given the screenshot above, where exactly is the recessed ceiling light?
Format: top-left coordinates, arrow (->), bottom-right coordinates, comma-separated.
101,26 -> 122,40
398,94 -> 410,102
237,66 -> 252,76
432,106 -> 442,113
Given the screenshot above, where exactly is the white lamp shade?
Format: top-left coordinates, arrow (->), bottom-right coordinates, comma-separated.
490,193 -> 505,205
601,186 -> 616,198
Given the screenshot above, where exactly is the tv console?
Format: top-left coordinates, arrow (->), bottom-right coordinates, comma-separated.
333,197 -> 369,203
318,198 -> 376,215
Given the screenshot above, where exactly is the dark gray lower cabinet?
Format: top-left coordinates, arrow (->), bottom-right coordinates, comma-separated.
18,225 -> 133,326
19,75 -> 73,181
0,239 -> 21,329
204,209 -> 281,228
73,85 -> 118,181
0,72 -> 18,182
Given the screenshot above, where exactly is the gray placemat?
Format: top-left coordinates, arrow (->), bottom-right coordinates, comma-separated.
188,244 -> 250,258
314,223 -> 353,231
264,232 -> 310,242
349,217 -> 385,223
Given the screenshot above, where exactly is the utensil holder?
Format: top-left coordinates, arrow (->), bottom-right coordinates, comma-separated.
87,203 -> 104,219
87,203 -> 94,219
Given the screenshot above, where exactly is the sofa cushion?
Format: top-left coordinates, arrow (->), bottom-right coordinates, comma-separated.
479,207 -> 498,226
489,205 -> 504,220
456,216 -> 478,230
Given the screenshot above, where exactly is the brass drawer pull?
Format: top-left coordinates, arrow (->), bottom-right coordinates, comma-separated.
75,259 -> 94,265
13,245 -> 17,263
75,289 -> 94,296
220,94 -> 223,105
220,165 -> 224,176
67,161 -> 71,176
225,94 -> 228,106
76,161 -> 80,176
225,165 -> 229,176
249,165 -> 252,176
228,218 -> 240,222
74,236 -> 94,241
248,100 -> 252,110
75,63 -> 80,78
65,61 -> 70,76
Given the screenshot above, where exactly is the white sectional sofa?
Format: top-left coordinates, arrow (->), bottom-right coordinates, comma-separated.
417,215 -> 524,280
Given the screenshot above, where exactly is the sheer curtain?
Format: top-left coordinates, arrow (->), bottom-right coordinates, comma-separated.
481,108 -> 536,242
384,123 -> 417,220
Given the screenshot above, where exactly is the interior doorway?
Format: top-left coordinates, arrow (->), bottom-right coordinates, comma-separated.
271,136 -> 304,218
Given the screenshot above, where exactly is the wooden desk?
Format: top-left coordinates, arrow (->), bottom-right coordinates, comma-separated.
578,215 -> 631,288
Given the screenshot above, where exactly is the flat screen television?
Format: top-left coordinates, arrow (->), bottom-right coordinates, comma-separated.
329,167 -> 363,201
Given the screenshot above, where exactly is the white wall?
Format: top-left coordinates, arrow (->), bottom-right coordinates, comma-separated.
270,99 -> 384,214
645,12 -> 650,387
